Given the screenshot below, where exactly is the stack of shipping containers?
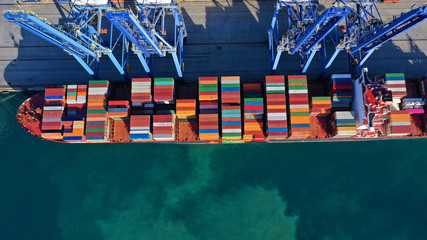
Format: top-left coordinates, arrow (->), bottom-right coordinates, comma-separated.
66,85 -> 87,117
310,96 -> 332,138
288,75 -> 310,138
265,75 -> 287,140
385,73 -> 407,104
154,78 -> 175,104
131,78 -> 153,114
41,87 -> 65,140
388,110 -> 411,136
152,77 -> 175,141
108,100 -> 130,118
64,85 -> 87,142
176,99 -> 197,142
243,83 -> 264,141
384,74 -> 413,136
130,115 -> 152,141
331,74 -> 353,110
332,111 -> 357,137
153,114 -> 175,141
131,78 -> 151,106
41,104 -> 64,132
221,76 -> 242,142
176,99 -> 196,119
85,80 -> 109,142
198,77 -> 219,141
62,119 -> 85,142
310,97 -> 332,115
66,85 -> 77,104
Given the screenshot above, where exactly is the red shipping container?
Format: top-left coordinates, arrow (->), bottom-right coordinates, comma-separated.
244,105 -> 263,110
288,75 -> 307,79
88,84 -> 109,88
390,126 -> 411,133
222,125 -> 241,129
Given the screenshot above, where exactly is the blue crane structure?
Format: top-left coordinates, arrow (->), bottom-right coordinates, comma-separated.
4,0 -> 129,79
106,0 -> 187,78
322,0 -> 383,71
268,0 -> 353,73
269,0 -> 427,74
336,1 -> 427,72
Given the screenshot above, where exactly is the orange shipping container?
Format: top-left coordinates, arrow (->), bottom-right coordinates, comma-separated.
291,116 -> 310,124
289,108 -> 310,113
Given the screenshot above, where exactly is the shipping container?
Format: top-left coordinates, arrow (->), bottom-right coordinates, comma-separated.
266,75 -> 288,140
288,75 -> 310,138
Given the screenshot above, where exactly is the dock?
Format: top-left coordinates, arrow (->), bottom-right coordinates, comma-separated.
1,0 -> 427,91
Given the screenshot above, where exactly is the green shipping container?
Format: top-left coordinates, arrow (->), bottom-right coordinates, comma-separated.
89,80 -> 109,84
86,128 -> 105,133
385,73 -> 405,78
312,96 -> 331,101
288,78 -> 307,83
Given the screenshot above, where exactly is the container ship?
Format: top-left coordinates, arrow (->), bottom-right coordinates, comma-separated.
16,69 -> 427,143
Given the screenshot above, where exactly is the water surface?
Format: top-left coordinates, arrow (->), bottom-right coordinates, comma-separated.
1,93 -> 426,240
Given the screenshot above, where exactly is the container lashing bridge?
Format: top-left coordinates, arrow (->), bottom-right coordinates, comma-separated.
4,0 -> 130,79
106,0 -> 187,78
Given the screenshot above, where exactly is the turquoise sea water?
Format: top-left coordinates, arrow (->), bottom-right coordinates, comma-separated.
1,92 -> 427,240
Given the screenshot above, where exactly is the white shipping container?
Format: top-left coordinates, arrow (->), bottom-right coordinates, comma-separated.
222,129 -> 241,133
153,122 -> 173,127
153,134 -> 174,140
336,130 -> 357,135
387,88 -> 407,92
289,104 -> 309,109
386,80 -> 406,85
130,127 -> 150,131
221,80 -> 240,84
130,130 -> 150,134
266,86 -> 285,91
389,121 -> 411,126
268,116 -> 287,121
43,106 -> 64,111
335,111 -> 355,119
88,89 -> 108,95
288,89 -> 308,94
42,118 -> 62,122
267,112 -> 286,117
132,82 -> 151,86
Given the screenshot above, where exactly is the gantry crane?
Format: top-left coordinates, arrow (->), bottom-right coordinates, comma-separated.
269,0 -> 427,74
268,0 -> 352,73
106,0 -> 187,77
4,0 -> 129,79
339,1 -> 427,72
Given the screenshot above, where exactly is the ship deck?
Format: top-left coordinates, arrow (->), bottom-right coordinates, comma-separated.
1,0 -> 427,91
